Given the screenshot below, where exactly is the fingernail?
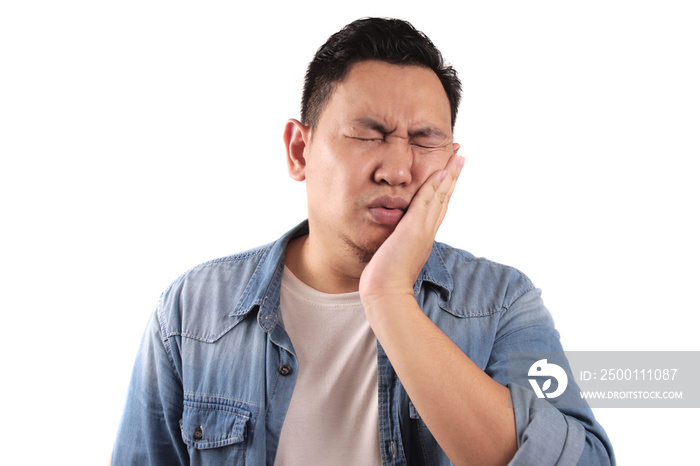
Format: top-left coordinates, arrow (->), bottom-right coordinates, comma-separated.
439,170 -> 448,181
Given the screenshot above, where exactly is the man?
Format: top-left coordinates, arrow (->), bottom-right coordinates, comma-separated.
113,18 -> 614,465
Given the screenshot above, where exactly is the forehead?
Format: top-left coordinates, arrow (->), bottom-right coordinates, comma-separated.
319,60 -> 452,130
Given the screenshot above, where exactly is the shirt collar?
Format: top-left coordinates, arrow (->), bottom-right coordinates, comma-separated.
231,220 -> 453,331
230,220 -> 308,331
415,241 -> 454,299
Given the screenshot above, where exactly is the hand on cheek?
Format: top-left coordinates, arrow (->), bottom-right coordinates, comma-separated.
359,154 -> 466,304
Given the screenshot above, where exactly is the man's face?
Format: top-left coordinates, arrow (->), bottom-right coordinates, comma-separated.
301,60 -> 459,263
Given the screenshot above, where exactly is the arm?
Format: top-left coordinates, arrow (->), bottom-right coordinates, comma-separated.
112,303 -> 188,465
490,287 -> 615,465
360,154 -> 516,465
365,293 -> 518,465
359,155 -> 613,465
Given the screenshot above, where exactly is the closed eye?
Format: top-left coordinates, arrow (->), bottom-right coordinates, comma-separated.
410,142 -> 447,151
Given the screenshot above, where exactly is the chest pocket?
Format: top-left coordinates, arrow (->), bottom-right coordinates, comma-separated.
180,397 -> 255,465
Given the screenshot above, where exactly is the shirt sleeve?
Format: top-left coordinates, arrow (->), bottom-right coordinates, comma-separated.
487,287 -> 616,465
112,299 -> 188,465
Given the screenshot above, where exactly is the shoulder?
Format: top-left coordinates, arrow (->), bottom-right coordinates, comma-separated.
433,242 -> 536,315
167,242 -> 272,296
156,242 -> 275,341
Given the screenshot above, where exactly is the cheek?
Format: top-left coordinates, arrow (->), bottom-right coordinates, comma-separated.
412,154 -> 451,183
305,166 -> 350,206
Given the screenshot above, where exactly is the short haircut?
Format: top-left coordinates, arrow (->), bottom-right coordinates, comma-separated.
301,17 -> 462,129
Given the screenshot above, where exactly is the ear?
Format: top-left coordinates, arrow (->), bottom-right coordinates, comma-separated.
284,119 -> 311,181
452,142 -> 461,155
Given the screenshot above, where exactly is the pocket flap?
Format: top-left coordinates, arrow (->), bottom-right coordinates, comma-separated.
181,403 -> 251,450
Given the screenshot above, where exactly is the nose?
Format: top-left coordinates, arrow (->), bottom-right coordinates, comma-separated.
372,140 -> 413,186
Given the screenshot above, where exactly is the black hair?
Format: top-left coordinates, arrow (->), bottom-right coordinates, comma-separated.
301,17 -> 462,129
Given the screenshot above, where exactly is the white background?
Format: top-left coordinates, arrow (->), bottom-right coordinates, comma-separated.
1,1 -> 698,464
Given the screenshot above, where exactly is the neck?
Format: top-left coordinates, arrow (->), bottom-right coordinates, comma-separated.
285,234 -> 365,294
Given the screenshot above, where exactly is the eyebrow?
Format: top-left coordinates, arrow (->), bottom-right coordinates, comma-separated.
350,117 -> 448,140
351,118 -> 395,134
408,127 -> 448,140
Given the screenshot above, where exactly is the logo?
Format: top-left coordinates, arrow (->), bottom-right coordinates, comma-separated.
528,359 -> 568,398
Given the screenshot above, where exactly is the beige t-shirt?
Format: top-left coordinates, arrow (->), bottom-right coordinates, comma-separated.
274,266 -> 381,466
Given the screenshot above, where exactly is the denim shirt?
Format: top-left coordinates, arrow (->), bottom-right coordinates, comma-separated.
113,221 -> 614,465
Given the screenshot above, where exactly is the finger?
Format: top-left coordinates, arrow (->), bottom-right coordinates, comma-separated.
430,155 -> 465,233
410,155 -> 463,214
435,154 -> 465,203
412,154 -> 464,229
400,154 -> 464,244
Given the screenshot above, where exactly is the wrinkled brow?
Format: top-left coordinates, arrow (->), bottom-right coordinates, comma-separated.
350,117 -> 448,140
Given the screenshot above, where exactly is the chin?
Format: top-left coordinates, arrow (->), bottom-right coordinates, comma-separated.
342,230 -> 390,264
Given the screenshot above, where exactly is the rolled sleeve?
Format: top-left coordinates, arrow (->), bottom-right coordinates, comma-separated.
488,287 -> 615,465
509,383 -> 586,465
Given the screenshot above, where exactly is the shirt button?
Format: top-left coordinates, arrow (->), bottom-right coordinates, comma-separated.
193,426 -> 203,440
278,364 -> 292,376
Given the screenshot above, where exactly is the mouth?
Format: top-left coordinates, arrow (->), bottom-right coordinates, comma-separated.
367,196 -> 409,226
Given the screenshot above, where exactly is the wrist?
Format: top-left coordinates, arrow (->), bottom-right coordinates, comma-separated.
360,290 -> 418,323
